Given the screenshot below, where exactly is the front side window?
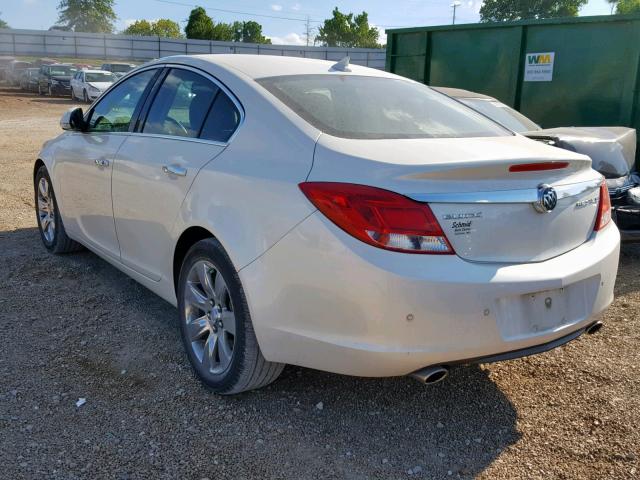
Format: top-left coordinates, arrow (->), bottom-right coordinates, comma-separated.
87,69 -> 157,133
143,69 -> 219,138
257,75 -> 510,140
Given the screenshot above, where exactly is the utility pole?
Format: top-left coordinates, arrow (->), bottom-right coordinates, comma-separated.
304,15 -> 312,46
451,1 -> 461,25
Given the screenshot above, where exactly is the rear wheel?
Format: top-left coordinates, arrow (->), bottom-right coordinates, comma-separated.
178,238 -> 284,394
34,166 -> 83,254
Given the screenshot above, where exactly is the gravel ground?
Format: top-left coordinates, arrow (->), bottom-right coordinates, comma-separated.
0,86 -> 639,480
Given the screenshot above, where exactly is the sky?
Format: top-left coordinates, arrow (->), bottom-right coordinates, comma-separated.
0,0 -> 615,45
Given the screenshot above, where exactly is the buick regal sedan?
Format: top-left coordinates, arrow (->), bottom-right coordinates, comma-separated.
34,55 -> 620,394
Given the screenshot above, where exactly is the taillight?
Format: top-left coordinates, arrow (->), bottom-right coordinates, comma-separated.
509,161 -> 569,172
594,179 -> 611,231
299,182 -> 454,254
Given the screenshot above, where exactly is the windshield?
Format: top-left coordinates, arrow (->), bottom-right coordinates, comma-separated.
257,75 -> 510,140
50,66 -> 76,76
85,72 -> 116,83
111,64 -> 133,72
459,98 -> 540,133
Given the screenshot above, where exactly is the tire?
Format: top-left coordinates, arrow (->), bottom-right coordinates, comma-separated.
34,165 -> 83,254
177,238 -> 284,394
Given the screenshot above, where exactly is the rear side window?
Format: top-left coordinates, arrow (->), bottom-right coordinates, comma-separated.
257,74 -> 509,140
200,91 -> 241,143
143,69 -> 219,138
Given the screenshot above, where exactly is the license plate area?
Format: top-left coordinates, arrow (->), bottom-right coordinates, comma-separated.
495,276 -> 600,341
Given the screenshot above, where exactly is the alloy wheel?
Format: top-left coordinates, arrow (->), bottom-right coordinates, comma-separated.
36,177 -> 56,244
183,260 -> 236,375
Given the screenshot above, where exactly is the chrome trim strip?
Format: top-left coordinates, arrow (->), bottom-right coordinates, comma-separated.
408,178 -> 601,204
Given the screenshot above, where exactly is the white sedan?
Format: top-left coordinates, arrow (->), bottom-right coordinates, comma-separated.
70,69 -> 117,103
34,55 -> 620,394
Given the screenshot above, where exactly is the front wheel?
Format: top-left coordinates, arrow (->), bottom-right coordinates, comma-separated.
178,238 -> 284,394
34,166 -> 83,254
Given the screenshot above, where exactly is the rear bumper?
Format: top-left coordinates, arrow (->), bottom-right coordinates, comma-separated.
240,213 -> 620,377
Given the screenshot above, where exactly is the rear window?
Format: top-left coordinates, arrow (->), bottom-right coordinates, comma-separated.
257,75 -> 509,140
459,98 -> 541,133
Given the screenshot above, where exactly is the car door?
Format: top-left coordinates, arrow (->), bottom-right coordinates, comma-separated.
112,66 -> 242,281
54,68 -> 160,259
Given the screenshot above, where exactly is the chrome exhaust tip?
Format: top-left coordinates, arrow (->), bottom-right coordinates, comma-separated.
586,321 -> 603,335
410,366 -> 449,385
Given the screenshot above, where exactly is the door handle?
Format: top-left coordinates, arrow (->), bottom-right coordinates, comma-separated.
94,158 -> 109,167
162,165 -> 187,177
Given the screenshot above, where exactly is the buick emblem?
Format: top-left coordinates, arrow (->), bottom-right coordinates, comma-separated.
533,184 -> 557,213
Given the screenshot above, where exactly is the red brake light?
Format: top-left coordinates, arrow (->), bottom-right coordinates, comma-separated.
509,162 -> 569,172
299,182 -> 454,254
594,179 -> 611,231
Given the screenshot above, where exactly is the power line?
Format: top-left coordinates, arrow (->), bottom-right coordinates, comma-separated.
153,0 -> 412,28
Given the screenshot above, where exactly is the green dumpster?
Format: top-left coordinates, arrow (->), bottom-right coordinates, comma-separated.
386,14 -> 640,162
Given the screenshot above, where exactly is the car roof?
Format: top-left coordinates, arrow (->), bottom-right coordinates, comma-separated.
82,69 -> 113,74
157,54 -> 397,80
432,86 -> 496,101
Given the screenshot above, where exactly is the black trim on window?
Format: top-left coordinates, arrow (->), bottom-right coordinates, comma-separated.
130,68 -> 167,133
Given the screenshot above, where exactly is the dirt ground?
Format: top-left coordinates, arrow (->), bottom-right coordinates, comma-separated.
0,86 -> 638,480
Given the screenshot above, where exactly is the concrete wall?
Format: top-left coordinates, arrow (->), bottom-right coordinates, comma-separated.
0,28 -> 386,69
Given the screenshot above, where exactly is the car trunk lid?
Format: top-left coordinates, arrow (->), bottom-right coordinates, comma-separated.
308,134 -> 602,263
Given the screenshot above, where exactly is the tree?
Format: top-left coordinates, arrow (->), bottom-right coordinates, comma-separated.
56,0 -> 116,33
210,21 -> 235,41
479,0 -> 587,21
152,19 -> 182,38
124,19 -> 182,38
185,6 -> 214,39
123,19 -> 153,36
616,0 -> 640,14
315,7 -> 380,48
0,12 -> 8,29
233,21 -> 272,44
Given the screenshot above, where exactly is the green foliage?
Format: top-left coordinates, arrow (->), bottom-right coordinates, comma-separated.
123,19 -> 182,38
184,6 -> 271,43
233,21 -> 272,44
185,6 -> 214,39
0,12 -> 8,29
56,0 -> 117,33
616,0 -> 640,14
152,19 -> 182,38
123,19 -> 153,36
315,7 -> 380,48
479,0 -> 587,21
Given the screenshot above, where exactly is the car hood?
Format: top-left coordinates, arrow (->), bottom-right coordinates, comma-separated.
524,126 -> 636,178
87,82 -> 112,90
52,75 -> 72,81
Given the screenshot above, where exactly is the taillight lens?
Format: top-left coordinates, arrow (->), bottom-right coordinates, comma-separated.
299,182 -> 454,254
594,179 -> 611,231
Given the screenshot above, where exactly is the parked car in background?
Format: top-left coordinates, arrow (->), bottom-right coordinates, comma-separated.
35,55 -> 618,394
37,63 -> 77,96
100,62 -> 136,78
0,55 -> 16,82
7,60 -> 33,86
71,69 -> 117,102
435,87 -> 640,241
19,67 -> 41,92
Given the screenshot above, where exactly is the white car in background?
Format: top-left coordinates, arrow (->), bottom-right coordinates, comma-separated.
70,69 -> 117,103
34,55 -> 619,394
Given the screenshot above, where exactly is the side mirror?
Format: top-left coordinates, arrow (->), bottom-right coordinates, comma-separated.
60,107 -> 86,131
